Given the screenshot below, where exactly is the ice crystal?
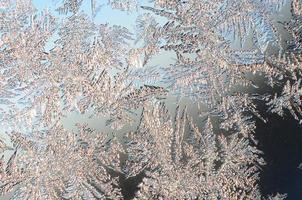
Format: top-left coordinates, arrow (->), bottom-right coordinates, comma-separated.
1,124 -> 123,199
136,0 -> 289,104
55,0 -> 138,14
1,0 -> 302,199
267,79 -> 302,120
0,1 -> 166,132
125,103 -> 265,199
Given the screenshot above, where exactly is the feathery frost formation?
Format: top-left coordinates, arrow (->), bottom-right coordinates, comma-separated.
0,0 -> 302,199
125,103 -> 264,199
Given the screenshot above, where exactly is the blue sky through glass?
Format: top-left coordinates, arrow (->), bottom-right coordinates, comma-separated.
32,0 -> 143,31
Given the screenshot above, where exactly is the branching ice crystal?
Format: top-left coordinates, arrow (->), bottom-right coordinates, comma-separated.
1,124 -> 123,199
125,103 -> 265,199
0,0 -> 166,132
1,0 -> 302,199
55,0 -> 138,14
136,0 -> 289,102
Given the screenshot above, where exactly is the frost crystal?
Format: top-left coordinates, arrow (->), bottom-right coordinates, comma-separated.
1,124 -> 122,199
125,103 -> 265,199
1,0 -> 301,199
